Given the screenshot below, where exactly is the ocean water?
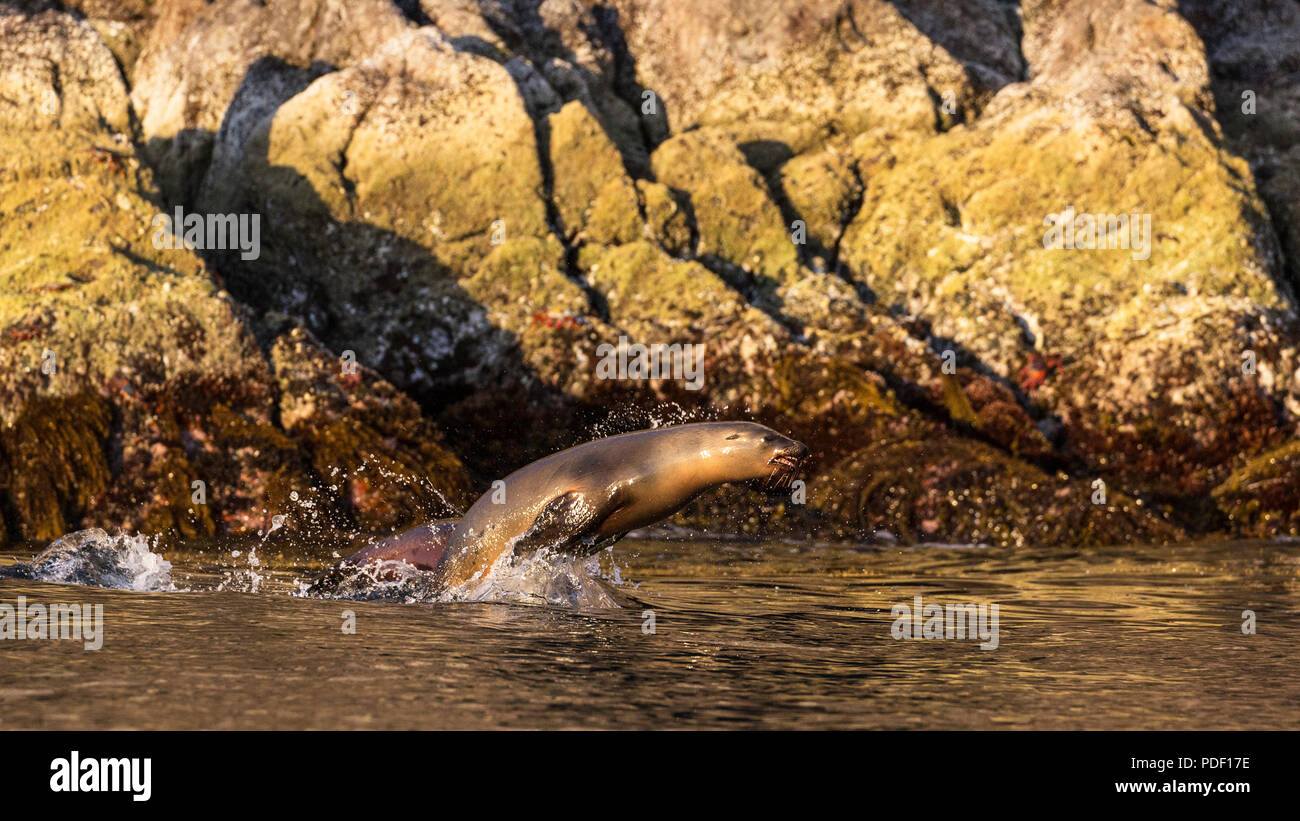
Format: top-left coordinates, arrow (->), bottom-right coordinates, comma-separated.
1,532 -> 1297,729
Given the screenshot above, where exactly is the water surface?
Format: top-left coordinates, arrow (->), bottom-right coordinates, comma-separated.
1,537 -> 1297,729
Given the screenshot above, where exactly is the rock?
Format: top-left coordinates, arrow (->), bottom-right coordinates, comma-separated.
6,0 -> 1300,548
1212,439 -> 1300,538
195,56 -> 331,217
836,0 -> 1300,504
1179,0 -> 1300,322
636,179 -> 693,257
650,129 -> 800,295
0,6 -> 131,134
24,0 -> 159,76
130,0 -> 412,202
461,234 -> 602,396
0,7 -> 467,546
581,240 -> 780,340
547,100 -> 641,245
420,0 -> 656,174
219,29 -> 554,406
0,7 -> 287,541
774,143 -> 863,271
269,326 -> 472,532
608,0 -> 990,155
814,435 -> 1184,547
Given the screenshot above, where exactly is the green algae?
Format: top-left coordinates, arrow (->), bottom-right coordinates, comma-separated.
636,180 -> 694,258
650,129 -> 801,285
547,101 -> 641,246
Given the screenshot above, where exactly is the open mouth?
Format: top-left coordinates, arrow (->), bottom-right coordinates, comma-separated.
757,446 -> 808,492
767,451 -> 804,471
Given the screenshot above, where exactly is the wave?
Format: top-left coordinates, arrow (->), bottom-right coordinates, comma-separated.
0,528 -> 175,592
2,527 -> 628,607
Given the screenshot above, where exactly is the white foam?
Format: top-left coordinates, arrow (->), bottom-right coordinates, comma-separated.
448,549 -> 623,608
23,528 -> 175,592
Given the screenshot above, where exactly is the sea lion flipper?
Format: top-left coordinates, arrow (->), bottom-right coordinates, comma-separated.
514,488 -> 619,555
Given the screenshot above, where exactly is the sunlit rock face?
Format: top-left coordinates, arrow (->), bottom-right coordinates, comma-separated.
2,0 -> 1298,544
129,0 -> 413,204
0,4 -> 470,544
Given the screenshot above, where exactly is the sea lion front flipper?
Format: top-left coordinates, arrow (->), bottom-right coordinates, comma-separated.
513,488 -> 624,556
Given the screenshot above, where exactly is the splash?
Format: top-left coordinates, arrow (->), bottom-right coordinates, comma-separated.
303,546 -> 630,608
451,550 -> 625,608
299,557 -> 441,603
216,514 -> 282,593
583,401 -> 705,442
0,528 -> 174,592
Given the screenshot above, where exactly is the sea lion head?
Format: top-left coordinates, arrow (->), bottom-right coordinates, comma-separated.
697,421 -> 809,492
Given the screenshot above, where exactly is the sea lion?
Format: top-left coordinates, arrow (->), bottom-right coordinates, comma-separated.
310,421 -> 807,596
305,520 -> 458,595
340,520 -> 458,569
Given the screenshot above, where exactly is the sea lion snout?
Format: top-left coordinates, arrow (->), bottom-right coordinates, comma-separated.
711,423 -> 808,471
763,433 -> 808,468
739,429 -> 807,492
773,440 -> 809,462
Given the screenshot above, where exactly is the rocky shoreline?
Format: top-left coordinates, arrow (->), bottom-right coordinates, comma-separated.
2,0 -> 1298,548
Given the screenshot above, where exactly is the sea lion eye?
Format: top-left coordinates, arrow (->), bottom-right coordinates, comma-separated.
762,435 -> 777,443
725,433 -> 740,440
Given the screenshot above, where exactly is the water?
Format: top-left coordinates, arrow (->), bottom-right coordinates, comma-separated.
1,533 -> 1297,729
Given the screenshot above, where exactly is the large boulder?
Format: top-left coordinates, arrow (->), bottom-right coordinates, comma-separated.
605,0 -> 1013,159
0,7 -> 468,545
835,0 -> 1300,506
420,0 -> 657,174
130,0 -> 412,203
213,29 -> 555,408
0,8 -> 304,540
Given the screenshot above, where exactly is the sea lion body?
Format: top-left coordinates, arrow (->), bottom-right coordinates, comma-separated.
311,421 -> 807,596
343,521 -> 457,570
435,422 -> 807,589
303,521 -> 457,594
